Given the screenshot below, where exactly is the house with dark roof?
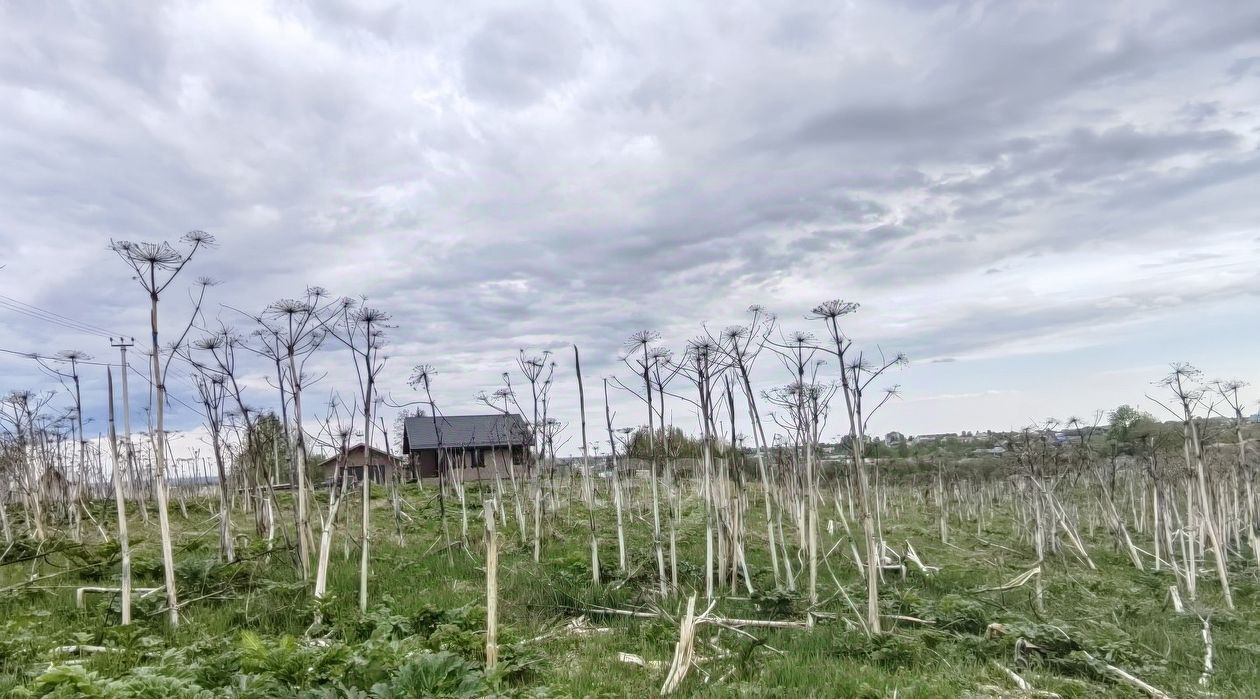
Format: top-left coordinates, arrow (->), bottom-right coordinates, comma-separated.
402,413 -> 531,479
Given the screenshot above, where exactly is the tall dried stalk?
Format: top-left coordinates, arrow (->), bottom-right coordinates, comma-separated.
105,368 -> 131,625
812,300 -> 904,633
484,497 -> 499,670
573,345 -> 600,584
110,231 -> 214,626
1161,365 -> 1234,609
323,299 -> 390,613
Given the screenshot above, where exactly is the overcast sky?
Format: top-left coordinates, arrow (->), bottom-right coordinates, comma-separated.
2,1 -> 1259,457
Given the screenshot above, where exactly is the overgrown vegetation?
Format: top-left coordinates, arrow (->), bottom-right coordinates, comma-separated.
2,236 -> 1256,697
1,476 -> 1258,697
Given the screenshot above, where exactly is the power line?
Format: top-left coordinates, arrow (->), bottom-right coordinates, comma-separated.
0,299 -> 112,338
0,346 -> 205,417
0,347 -> 114,366
0,294 -> 125,338
0,293 -> 121,335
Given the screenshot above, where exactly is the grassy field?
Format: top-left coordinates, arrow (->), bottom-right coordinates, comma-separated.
1,479 -> 1255,697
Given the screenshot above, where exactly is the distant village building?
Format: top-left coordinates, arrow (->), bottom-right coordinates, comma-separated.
314,444 -> 402,485
911,432 -> 957,444
403,414 -> 531,480
884,431 -> 905,444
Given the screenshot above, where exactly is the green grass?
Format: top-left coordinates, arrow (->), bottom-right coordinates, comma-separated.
1,480 -> 1256,697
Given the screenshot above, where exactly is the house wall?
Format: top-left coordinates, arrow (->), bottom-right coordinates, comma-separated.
411,445 -> 527,481
318,449 -> 400,485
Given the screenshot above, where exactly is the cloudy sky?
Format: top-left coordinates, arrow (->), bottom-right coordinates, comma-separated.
2,0 -> 1259,456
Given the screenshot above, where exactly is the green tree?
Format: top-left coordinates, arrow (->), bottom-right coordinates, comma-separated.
1103,405 -> 1153,500
1106,405 -> 1148,456
625,425 -> 735,460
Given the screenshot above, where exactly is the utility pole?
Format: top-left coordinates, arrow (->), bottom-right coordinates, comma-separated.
111,337 -> 146,521
66,351 -> 87,541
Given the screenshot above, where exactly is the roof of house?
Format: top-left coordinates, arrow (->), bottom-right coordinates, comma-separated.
313,444 -> 400,470
403,414 -> 531,451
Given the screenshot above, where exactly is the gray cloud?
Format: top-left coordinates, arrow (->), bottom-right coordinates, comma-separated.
1,0 -> 1258,442
462,7 -> 585,107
